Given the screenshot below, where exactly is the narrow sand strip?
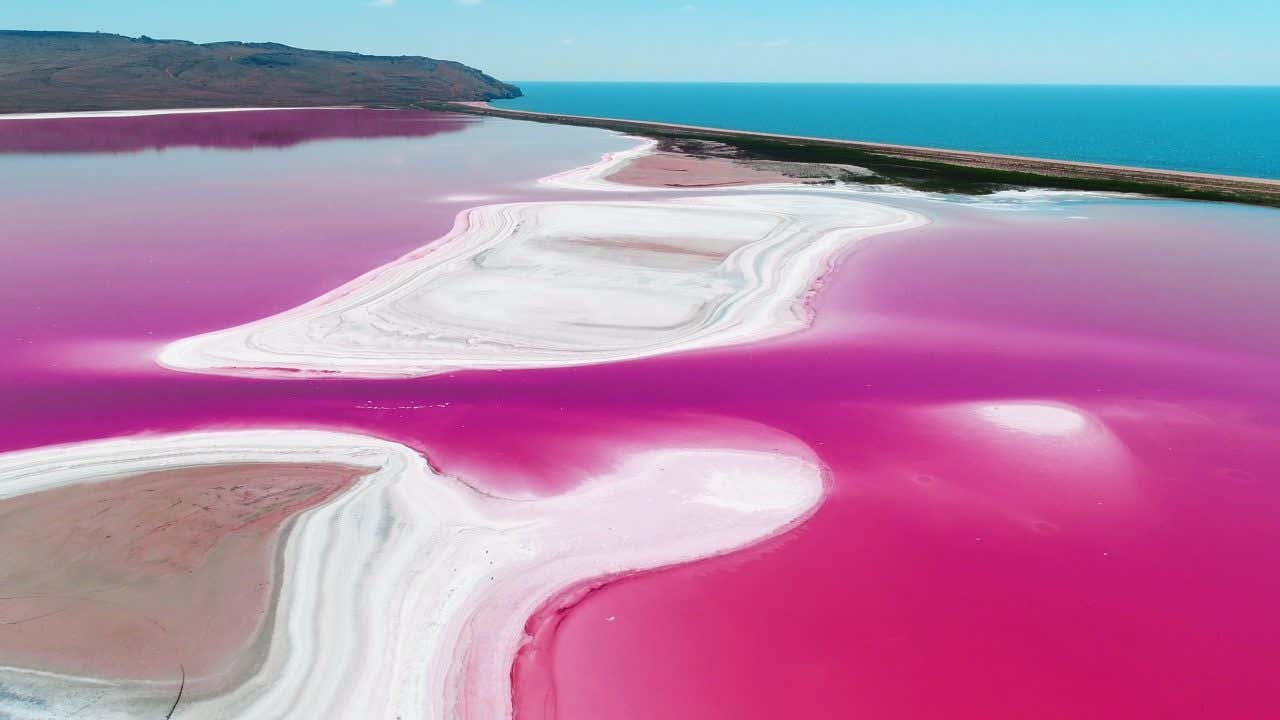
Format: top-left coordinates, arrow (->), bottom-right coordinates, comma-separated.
0,430 -> 823,719
540,136 -> 861,191
537,137 -> 660,191
443,102 -> 1280,202
159,191 -> 927,377
604,151 -> 799,188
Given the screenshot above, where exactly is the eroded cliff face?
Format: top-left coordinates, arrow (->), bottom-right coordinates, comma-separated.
0,30 -> 521,113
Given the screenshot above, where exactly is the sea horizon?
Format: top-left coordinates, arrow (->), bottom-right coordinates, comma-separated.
497,82 -> 1280,179
510,80 -> 1280,87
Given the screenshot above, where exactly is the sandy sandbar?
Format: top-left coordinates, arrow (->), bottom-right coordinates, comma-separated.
0,430 -> 823,719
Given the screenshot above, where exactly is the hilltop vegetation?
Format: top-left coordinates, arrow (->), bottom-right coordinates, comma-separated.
0,30 -> 520,113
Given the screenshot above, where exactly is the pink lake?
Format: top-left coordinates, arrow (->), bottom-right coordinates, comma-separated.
2,109 -> 1279,719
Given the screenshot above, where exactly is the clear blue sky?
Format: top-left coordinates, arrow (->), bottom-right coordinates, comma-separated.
4,1 -> 1278,84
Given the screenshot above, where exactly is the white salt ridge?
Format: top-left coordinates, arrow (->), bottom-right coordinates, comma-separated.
0,430 -> 824,719
159,192 -> 926,378
846,181 -> 1129,209
542,136 -> 1125,208
538,136 -> 662,191
976,402 -> 1093,436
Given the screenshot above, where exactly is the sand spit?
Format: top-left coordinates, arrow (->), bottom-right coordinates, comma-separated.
606,150 -> 795,187
436,103 -> 1280,206
544,141 -> 810,191
0,430 -> 823,719
546,136 -> 877,194
536,136 -> 660,191
159,192 -> 926,378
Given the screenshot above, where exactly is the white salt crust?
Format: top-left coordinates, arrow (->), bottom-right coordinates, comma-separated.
158,191 -> 926,378
0,430 -> 824,719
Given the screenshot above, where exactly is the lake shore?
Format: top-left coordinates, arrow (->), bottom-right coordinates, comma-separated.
425,101 -> 1280,208
5,107 -> 1280,719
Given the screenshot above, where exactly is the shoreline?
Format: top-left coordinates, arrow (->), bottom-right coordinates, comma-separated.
424,101 -> 1280,207
12,102 -> 1277,206
158,189 -> 927,378
0,429 -> 823,719
156,130 -> 932,380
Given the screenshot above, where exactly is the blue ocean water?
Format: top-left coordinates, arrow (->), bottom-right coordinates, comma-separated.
495,83 -> 1280,180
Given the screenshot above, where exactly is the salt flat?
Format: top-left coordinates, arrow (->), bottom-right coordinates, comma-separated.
0,430 -> 823,719
159,192 -> 925,378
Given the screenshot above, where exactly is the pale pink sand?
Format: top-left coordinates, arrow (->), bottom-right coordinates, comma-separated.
604,151 -> 797,188
0,463 -> 363,683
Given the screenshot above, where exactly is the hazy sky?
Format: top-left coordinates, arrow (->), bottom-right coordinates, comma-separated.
4,1 -> 1278,84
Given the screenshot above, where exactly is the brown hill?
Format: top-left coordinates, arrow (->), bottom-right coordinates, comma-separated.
0,30 -> 520,113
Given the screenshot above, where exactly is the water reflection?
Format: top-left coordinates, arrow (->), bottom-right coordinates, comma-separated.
0,108 -> 474,154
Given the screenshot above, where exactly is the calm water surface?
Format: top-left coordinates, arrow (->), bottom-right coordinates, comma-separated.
2,109 -> 1280,719
498,83 -> 1280,179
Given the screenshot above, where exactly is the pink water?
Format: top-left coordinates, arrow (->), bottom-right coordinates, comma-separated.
3,109 -> 1279,719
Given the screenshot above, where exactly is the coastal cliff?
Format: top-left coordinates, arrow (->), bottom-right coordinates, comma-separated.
0,30 -> 521,113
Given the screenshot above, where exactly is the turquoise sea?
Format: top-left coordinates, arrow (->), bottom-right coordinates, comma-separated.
495,83 -> 1280,180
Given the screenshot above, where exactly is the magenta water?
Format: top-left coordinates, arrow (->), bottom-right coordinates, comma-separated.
3,110 -> 1280,719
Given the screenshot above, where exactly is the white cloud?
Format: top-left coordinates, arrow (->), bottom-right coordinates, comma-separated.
561,37 -> 575,46
368,0 -> 396,6
681,3 -> 697,11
